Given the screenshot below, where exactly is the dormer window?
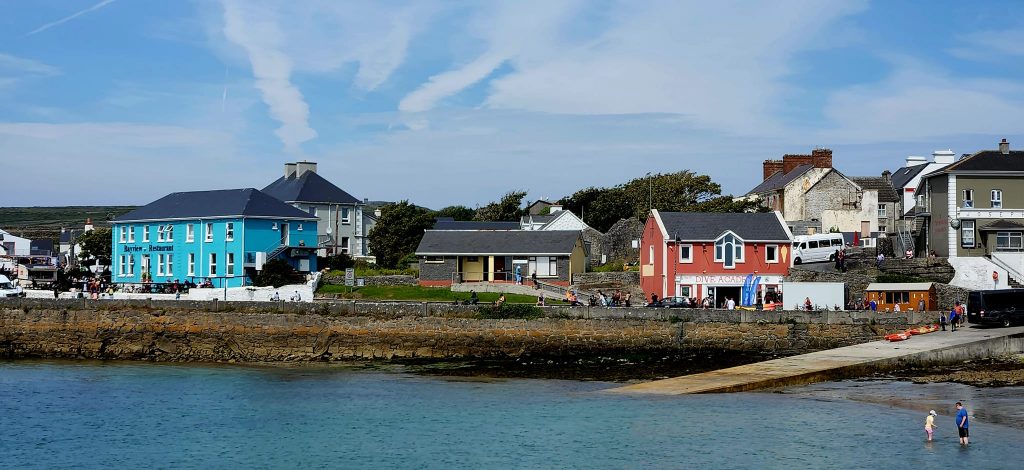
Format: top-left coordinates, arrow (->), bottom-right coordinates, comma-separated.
714,232 -> 744,269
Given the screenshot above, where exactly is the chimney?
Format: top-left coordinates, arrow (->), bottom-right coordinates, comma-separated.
1000,138 -> 1010,155
811,148 -> 833,169
296,161 -> 317,177
550,204 -> 563,213
782,154 -> 812,175
284,163 -> 297,178
881,170 -> 891,183
931,150 -> 955,164
763,159 -> 784,180
84,218 -> 94,231
905,156 -> 927,167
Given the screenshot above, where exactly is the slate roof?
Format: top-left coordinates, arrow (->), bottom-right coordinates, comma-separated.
865,282 -> 934,291
980,219 -> 1024,231
115,189 -> 317,222
849,177 -> 900,203
416,230 -> 580,255
30,240 -> 54,255
657,212 -> 790,241
432,218 -> 521,230
262,171 -> 360,204
890,164 -> 928,190
746,164 -> 814,195
944,150 -> 1024,172
59,229 -> 81,244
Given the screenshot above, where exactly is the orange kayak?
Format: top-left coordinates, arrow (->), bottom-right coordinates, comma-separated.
886,333 -> 909,342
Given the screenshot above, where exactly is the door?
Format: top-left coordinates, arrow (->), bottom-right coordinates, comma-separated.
861,221 -> 870,237
281,223 -> 290,246
297,258 -> 310,272
141,255 -> 150,275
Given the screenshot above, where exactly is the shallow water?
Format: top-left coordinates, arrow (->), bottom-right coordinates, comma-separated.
1,360 -> 1021,469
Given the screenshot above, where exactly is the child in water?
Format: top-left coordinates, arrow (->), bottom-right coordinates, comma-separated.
924,410 -> 938,441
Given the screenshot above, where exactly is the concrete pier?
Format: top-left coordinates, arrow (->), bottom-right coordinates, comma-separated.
610,325 -> 1024,395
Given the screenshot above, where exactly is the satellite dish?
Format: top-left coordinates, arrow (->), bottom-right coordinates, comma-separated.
950,218 -> 961,229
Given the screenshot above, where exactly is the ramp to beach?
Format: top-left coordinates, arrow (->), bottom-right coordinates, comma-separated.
609,325 -> 1024,395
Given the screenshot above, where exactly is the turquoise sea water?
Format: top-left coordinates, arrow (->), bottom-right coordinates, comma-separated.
1,361 -> 1021,469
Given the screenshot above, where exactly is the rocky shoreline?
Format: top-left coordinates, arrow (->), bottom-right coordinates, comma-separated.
877,354 -> 1024,387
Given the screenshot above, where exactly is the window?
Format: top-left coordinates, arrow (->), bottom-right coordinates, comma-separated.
549,257 -> 557,276
649,245 -> 655,265
205,223 -> 213,242
156,254 -> 164,276
877,205 -> 887,218
166,254 -> 173,275
209,253 -> 217,276
157,225 -> 164,242
765,245 -> 779,263
225,223 -> 234,241
424,256 -> 444,264
128,255 -> 135,276
996,232 -> 1023,251
119,255 -> 126,276
188,253 -> 195,276
963,189 -> 974,208
341,237 -> 350,254
884,291 -> 910,304
529,256 -> 556,277
142,225 -> 150,242
128,226 -> 135,243
186,224 -> 195,242
141,255 -> 150,276
165,224 -> 173,242
961,220 -> 975,248
678,244 -> 692,263
678,285 -> 692,298
808,240 -> 819,249
119,226 -> 127,243
226,253 -> 235,277
341,207 -> 351,224
991,189 -> 1002,209
466,256 -> 479,262
308,205 -> 317,217
714,233 -> 743,268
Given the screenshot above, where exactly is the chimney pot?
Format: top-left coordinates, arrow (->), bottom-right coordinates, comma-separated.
1000,138 -> 1010,155
285,163 -> 297,178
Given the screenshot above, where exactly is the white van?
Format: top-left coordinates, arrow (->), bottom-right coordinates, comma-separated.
0,274 -> 25,298
792,234 -> 846,265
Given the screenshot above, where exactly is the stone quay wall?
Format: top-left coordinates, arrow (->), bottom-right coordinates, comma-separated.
0,299 -> 932,363
323,274 -> 418,286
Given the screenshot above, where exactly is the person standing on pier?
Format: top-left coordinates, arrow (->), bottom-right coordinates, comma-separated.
955,402 -> 969,445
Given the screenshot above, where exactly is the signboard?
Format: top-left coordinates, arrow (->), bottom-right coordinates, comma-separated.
675,274 -> 784,285
344,268 -> 355,287
357,278 -> 365,287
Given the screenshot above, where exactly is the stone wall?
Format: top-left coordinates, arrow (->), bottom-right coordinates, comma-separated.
0,299 -> 934,362
571,271 -> 642,297
418,257 -> 458,283
879,257 -> 956,284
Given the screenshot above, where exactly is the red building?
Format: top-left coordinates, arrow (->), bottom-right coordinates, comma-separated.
640,211 -> 793,307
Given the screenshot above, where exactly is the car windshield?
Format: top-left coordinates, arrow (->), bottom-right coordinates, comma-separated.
0,282 -> 13,289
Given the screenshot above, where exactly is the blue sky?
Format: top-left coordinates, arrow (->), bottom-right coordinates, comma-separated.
2,0 -> 1023,208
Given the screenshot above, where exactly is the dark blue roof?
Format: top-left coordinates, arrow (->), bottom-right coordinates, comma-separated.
262,171 -> 360,204
433,217 -> 521,230
658,212 -> 790,241
115,189 -> 317,222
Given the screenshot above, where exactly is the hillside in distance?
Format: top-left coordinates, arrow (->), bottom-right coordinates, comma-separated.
0,206 -> 137,242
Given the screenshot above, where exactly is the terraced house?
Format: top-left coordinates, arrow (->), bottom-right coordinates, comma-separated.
111,189 -> 318,288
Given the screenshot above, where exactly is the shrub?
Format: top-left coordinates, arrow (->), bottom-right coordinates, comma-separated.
592,261 -> 625,273
253,259 -> 299,288
319,254 -> 354,271
477,304 -> 544,320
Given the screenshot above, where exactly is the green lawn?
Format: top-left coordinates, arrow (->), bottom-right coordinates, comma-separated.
317,284 -> 538,303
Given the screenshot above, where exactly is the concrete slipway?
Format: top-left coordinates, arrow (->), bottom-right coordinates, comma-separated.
610,325 -> 1024,395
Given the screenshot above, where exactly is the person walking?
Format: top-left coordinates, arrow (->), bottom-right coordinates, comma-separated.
955,402 -> 969,445
726,296 -> 736,310
954,300 -> 966,329
531,271 -> 538,289
924,410 -> 938,442
939,310 -> 948,331
949,308 -> 958,332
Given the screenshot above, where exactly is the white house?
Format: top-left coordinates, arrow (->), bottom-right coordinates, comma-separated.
0,228 -> 32,256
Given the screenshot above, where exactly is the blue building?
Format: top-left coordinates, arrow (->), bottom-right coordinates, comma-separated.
111,188 -> 318,288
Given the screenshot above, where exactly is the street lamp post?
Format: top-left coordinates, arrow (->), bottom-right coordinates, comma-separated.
646,172 -> 653,211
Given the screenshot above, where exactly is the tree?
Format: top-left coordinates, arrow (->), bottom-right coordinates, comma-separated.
434,205 -> 476,221
76,228 -> 112,264
368,200 -> 435,268
473,190 -> 527,221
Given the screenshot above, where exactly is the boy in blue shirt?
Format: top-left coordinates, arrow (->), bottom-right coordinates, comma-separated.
955,401 -> 969,445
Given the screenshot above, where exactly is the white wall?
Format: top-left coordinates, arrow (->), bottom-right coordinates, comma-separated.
782,282 -> 846,310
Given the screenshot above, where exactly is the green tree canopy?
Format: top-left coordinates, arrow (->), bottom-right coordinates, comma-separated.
473,190 -> 527,221
434,205 -> 476,221
368,200 -> 435,268
76,228 -> 112,264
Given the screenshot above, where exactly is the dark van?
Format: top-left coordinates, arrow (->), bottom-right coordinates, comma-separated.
966,289 -> 1024,327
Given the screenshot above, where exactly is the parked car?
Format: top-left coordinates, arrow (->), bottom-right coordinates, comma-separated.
967,289 -> 1024,327
792,234 -> 846,265
0,274 -> 25,298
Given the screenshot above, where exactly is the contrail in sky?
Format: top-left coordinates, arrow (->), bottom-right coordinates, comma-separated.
26,0 -> 118,36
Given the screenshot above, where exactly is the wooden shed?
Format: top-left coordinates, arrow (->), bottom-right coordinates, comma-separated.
865,282 -> 937,312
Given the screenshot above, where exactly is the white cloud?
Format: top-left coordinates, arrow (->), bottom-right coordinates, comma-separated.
221,0 -> 317,155
26,0 -> 118,36
0,53 -> 60,76
949,28 -> 1024,61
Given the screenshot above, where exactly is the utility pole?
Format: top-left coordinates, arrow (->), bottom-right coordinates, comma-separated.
647,172 -> 653,211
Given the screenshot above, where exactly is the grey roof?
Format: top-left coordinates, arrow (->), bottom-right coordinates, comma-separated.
658,212 -> 790,241
416,230 -> 581,255
432,218 -> 521,230
115,188 -> 317,222
262,171 -> 360,204
747,164 -> 814,195
30,240 -> 54,255
866,282 -> 934,291
850,177 -> 900,203
946,150 -> 1024,172
980,219 -> 1024,231
890,164 -> 928,190
59,229 -> 81,244
521,215 -> 556,224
